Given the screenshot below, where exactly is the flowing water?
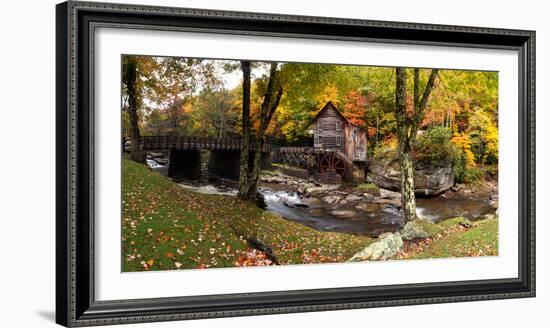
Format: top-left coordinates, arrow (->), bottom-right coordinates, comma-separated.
260,188 -> 403,236
178,179 -> 496,237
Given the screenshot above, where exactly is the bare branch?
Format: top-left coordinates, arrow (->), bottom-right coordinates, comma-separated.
414,68 -> 420,110
418,69 -> 439,114
260,63 -> 278,119
264,87 -> 283,131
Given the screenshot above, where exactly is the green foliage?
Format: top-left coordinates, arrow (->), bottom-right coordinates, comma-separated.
414,126 -> 454,164
373,125 -> 485,185
454,153 -> 484,184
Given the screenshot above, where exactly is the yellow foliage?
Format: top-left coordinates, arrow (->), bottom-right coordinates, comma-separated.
182,102 -> 193,114
266,105 -> 285,135
314,84 -> 339,110
451,133 -> 476,166
281,121 -> 298,141
484,123 -> 498,163
383,137 -> 398,150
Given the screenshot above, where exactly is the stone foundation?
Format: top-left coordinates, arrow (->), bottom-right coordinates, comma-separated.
351,162 -> 366,182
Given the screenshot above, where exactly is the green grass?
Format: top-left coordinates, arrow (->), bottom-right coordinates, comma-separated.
407,218 -> 498,259
414,217 -> 470,237
122,158 -> 498,270
122,159 -> 374,271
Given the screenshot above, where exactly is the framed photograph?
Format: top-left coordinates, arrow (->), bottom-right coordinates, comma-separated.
56,0 -> 535,326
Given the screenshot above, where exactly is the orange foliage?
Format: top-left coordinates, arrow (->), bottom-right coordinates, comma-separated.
342,90 -> 367,126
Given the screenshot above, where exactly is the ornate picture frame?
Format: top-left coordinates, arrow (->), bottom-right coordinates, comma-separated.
56,1 -> 535,326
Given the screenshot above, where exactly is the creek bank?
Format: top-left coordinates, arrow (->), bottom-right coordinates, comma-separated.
123,158 -> 376,270
347,216 -> 497,262
174,168 -> 496,237
394,217 -> 498,260
133,158 -> 498,265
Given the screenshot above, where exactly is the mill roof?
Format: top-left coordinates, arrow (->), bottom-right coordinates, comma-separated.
312,101 -> 367,132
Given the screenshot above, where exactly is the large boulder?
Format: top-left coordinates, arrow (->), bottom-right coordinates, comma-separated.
348,232 -> 403,261
370,152 -> 454,196
401,220 -> 430,240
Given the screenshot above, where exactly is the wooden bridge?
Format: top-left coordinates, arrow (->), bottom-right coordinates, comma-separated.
140,136 -> 271,152
138,136 -> 364,183
138,136 -> 272,182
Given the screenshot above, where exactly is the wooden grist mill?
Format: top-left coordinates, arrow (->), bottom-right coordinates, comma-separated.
276,102 -> 368,183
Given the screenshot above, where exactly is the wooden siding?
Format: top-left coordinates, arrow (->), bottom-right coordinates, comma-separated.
312,102 -> 367,162
313,103 -> 345,152
344,123 -> 367,161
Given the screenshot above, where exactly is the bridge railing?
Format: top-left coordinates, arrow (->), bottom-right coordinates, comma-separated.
141,136 -> 271,152
278,146 -> 336,154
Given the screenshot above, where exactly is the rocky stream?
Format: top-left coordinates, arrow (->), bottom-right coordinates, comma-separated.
173,169 -> 497,237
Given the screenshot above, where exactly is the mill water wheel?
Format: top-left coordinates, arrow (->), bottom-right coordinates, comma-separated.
318,152 -> 348,177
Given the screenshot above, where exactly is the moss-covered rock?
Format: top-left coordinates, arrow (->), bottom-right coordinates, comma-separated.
348,232 -> 403,261
401,220 -> 430,240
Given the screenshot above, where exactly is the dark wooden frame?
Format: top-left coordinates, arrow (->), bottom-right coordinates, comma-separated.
56,1 -> 536,326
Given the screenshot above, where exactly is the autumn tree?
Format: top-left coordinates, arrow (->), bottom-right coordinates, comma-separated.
246,63 -> 283,200
122,56 -> 158,163
190,88 -> 235,138
394,67 -> 439,222
342,90 -> 368,126
151,58 -> 218,134
275,63 -> 337,141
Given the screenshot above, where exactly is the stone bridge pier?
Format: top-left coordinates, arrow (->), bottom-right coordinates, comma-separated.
168,149 -> 272,181
168,149 -> 203,180
208,150 -> 241,179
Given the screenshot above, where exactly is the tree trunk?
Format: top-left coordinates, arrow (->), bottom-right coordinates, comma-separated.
219,103 -> 225,139
398,143 -> 417,222
125,57 -> 145,163
246,63 -> 282,201
394,67 -> 438,223
237,61 -> 252,200
247,136 -> 264,200
395,67 -> 417,222
375,109 -> 379,149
